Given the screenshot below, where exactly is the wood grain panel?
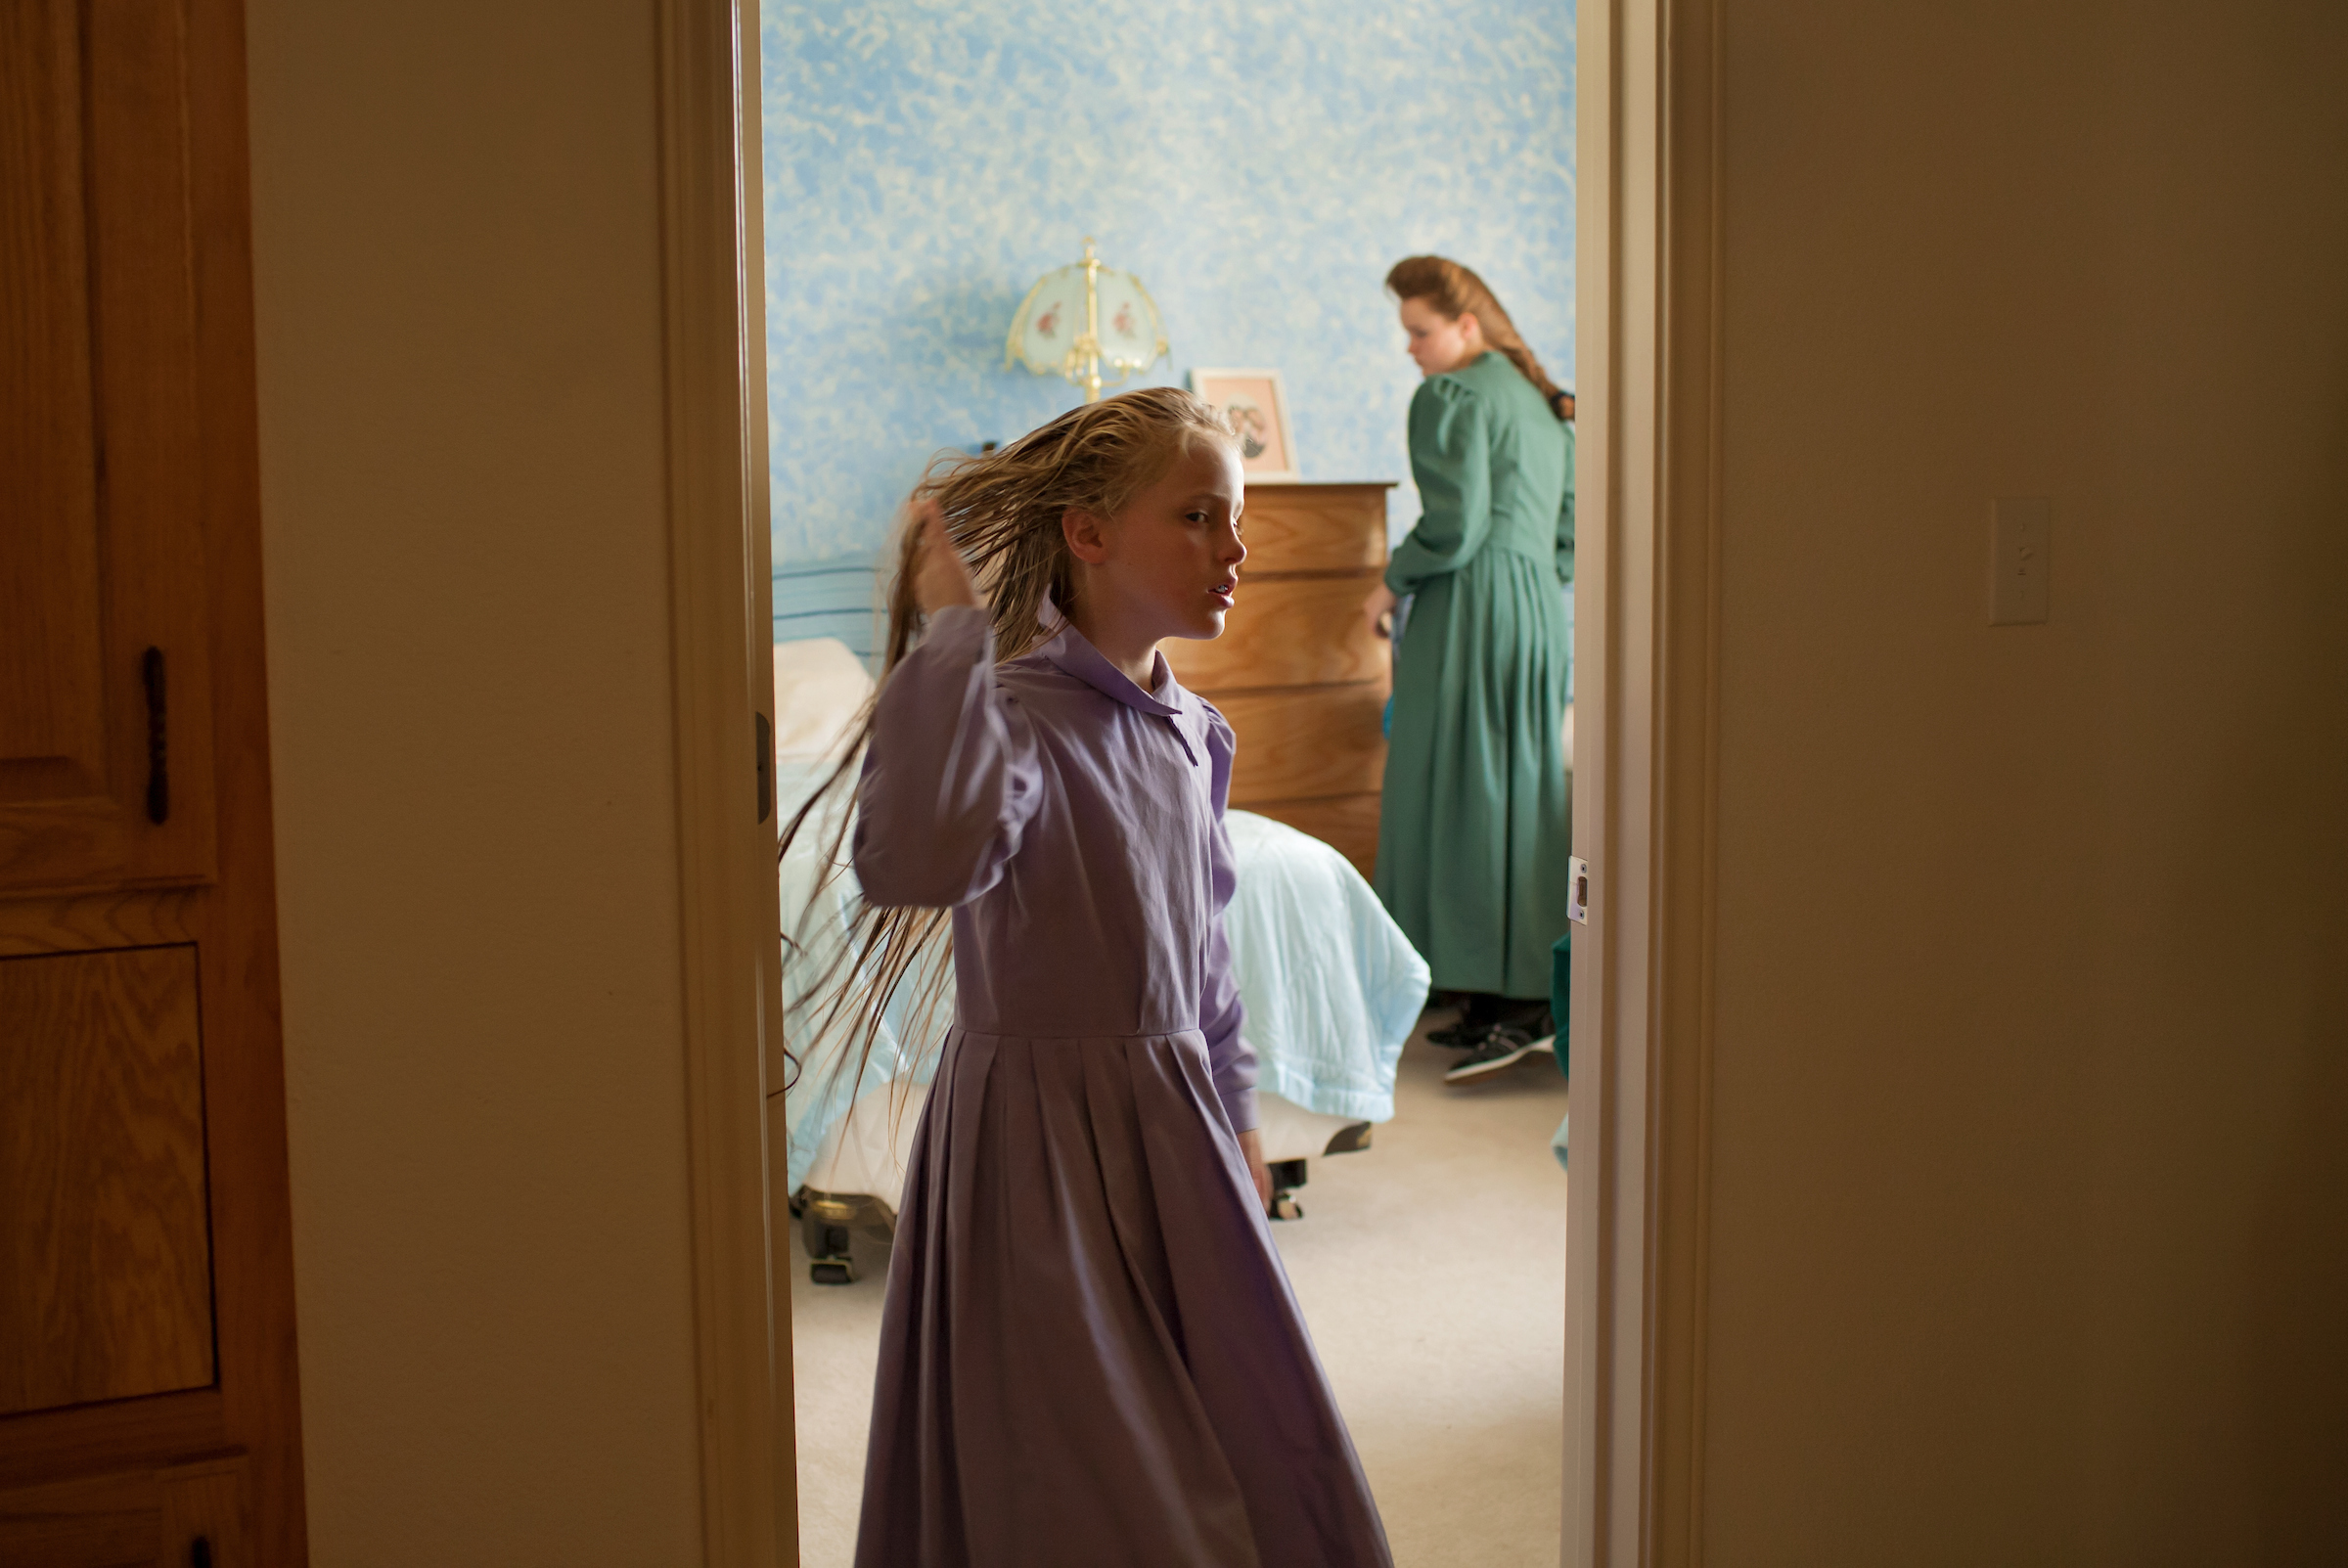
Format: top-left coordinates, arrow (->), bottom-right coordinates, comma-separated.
0,1390 -> 222,1488
1241,793 -> 1383,880
1239,484 -> 1394,573
158,1456 -> 252,1567
0,1469 -> 154,1567
0,0 -> 110,801
0,947 -> 214,1418
1213,685 -> 1388,805
1160,574 -> 1385,694
0,0 -> 218,896
0,893 -> 201,959
0,1454 -> 250,1567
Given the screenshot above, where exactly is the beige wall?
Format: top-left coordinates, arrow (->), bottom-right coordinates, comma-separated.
245,0 -> 707,1559
1701,0 -> 2347,1560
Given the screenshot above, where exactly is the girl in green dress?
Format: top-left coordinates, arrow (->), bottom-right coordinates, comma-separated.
1362,256 -> 1575,1080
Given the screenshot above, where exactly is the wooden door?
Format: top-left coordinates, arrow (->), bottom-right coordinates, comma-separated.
0,0 -> 305,1561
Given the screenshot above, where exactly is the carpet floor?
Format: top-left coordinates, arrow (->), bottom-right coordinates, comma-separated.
786,1009 -> 1571,1566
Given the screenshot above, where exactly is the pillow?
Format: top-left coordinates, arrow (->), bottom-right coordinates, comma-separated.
773,638 -> 875,759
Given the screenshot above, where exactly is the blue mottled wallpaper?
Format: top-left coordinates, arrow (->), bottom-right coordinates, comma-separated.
759,0 -> 1575,573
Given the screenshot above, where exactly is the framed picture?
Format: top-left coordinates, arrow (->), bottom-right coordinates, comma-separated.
1189,368 -> 1300,481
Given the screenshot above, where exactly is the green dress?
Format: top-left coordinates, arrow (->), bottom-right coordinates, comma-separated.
1374,351 -> 1575,1000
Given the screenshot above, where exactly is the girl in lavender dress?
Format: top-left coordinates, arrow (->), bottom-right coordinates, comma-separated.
782,389 -> 1391,1568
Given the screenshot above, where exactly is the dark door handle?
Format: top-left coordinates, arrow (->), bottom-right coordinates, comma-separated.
142,647 -> 168,824
754,713 -> 773,823
190,1535 -> 213,1567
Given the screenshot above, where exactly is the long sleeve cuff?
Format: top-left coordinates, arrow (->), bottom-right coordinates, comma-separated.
1213,1030 -> 1260,1134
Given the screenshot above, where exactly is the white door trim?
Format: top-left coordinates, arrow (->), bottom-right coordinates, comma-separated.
656,0 -> 793,1560
1566,0 -> 1722,1562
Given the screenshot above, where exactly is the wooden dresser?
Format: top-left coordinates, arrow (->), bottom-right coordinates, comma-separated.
1160,482 -> 1395,877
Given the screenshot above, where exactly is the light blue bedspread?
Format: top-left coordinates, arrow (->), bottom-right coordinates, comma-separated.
1220,812 -> 1428,1126
777,760 -> 1428,1191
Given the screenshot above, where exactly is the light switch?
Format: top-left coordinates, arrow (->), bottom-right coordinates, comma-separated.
1991,497 -> 2052,625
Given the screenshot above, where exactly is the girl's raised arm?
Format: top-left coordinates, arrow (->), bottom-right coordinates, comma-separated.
850,510 -> 1040,908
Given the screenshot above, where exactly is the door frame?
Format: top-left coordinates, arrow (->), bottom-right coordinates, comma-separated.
1566,0 -> 1722,1562
655,0 -> 1731,1560
656,0 -> 795,1561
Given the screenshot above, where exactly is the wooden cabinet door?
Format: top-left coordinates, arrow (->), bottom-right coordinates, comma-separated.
1,0 -> 219,897
0,0 -> 304,1560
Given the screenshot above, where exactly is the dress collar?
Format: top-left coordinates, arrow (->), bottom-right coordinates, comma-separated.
1035,596 -> 1184,718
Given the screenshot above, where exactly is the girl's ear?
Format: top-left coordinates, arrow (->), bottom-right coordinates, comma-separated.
1062,507 -> 1110,565
1458,310 -> 1483,346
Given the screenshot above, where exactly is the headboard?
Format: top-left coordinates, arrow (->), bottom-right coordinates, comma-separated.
775,553 -> 881,668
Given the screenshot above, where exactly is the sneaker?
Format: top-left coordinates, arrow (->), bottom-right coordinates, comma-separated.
1444,1024 -> 1547,1084
1424,1016 -> 1491,1050
1497,1003 -> 1555,1040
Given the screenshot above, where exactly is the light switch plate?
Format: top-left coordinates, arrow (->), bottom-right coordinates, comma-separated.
1991,496 -> 2052,624
1567,856 -> 1590,923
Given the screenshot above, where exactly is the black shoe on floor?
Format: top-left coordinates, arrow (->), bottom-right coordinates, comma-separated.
1425,1016 -> 1490,1050
1428,991 -> 1507,1049
1444,1023 -> 1553,1084
1495,1001 -> 1555,1040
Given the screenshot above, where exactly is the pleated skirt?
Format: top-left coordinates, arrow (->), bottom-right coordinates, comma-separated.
853,1027 -> 1392,1568
1376,546 -> 1575,999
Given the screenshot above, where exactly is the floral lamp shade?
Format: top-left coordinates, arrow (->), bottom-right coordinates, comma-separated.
1005,237 -> 1168,403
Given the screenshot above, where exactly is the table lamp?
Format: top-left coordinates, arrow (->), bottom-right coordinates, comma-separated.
1004,237 -> 1169,403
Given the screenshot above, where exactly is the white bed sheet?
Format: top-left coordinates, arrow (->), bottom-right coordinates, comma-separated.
776,759 -> 1428,1193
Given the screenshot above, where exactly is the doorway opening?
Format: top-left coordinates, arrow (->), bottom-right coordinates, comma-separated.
734,2 -> 1622,1564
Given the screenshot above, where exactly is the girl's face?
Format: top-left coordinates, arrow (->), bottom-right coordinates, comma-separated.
1064,437 -> 1248,654
1399,295 -> 1482,377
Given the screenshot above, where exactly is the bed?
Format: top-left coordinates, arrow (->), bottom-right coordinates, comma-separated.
774,636 -> 1429,1284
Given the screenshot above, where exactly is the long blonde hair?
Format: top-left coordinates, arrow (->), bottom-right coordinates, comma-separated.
778,387 -> 1239,1111
1386,255 -> 1573,420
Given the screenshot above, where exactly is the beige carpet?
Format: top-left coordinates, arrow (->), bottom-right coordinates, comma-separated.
786,1013 -> 1571,1566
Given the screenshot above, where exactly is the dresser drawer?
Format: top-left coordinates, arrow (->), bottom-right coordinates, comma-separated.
1216,685 -> 1388,803
1163,575 -> 1386,694
1238,484 -> 1390,573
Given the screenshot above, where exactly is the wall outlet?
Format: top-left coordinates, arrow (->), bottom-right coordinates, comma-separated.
1991,497 -> 2052,624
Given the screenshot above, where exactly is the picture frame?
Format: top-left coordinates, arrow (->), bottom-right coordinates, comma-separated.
1188,368 -> 1300,481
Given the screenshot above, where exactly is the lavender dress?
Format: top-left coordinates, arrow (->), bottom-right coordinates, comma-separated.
849,605 -> 1392,1568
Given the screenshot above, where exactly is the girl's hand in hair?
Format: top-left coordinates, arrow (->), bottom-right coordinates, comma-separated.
910,499 -> 982,614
